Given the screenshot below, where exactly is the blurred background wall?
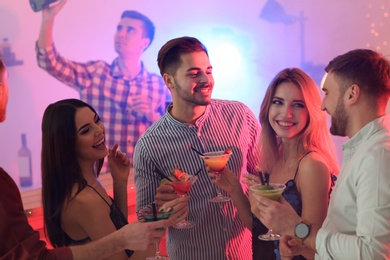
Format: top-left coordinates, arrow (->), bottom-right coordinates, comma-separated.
1,0 -> 389,191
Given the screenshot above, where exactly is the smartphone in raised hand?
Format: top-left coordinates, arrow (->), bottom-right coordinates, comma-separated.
30,0 -> 59,12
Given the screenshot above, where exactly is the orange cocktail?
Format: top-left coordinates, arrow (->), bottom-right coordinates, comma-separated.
200,149 -> 232,202
200,150 -> 232,173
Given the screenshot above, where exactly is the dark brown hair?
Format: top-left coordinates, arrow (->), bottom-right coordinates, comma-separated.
325,49 -> 390,99
121,10 -> 155,49
157,36 -> 208,76
41,98 -> 104,247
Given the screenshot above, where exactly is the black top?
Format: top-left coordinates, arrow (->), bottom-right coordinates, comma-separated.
252,152 -> 337,260
64,184 -> 134,257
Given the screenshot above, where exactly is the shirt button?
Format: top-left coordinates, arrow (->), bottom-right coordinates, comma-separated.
197,132 -> 201,137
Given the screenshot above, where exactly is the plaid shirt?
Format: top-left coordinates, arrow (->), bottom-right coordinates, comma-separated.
36,43 -> 171,172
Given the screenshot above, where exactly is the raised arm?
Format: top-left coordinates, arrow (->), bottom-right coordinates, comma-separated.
37,0 -> 67,48
108,144 -> 130,218
36,0 -> 100,89
209,168 -> 253,229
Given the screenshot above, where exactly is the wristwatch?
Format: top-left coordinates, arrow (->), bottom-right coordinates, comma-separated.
294,220 -> 311,244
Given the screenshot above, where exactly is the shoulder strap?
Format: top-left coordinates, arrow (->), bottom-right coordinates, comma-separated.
86,184 -> 111,207
293,151 -> 313,180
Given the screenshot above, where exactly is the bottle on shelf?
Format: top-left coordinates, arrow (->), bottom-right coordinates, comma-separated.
1,38 -> 12,60
18,133 -> 33,187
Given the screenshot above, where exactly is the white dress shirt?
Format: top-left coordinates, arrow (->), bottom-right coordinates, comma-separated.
316,115 -> 390,259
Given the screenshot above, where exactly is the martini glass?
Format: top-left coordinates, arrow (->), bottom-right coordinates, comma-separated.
250,183 -> 286,241
167,175 -> 197,229
139,207 -> 173,260
200,151 -> 232,203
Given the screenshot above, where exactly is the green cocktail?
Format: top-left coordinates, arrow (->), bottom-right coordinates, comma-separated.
250,183 -> 286,241
250,183 -> 286,201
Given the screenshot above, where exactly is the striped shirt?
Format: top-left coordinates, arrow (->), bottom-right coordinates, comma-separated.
134,99 -> 261,260
36,43 -> 171,172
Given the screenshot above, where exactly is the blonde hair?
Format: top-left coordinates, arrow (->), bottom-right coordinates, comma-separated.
258,68 -> 339,175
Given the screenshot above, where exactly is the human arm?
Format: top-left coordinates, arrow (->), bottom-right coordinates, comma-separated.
313,147 -> 390,259
69,220 -> 170,260
250,156 -> 331,259
154,183 -> 179,208
208,168 -> 253,229
244,104 -> 262,174
156,197 -> 190,225
254,147 -> 390,259
37,0 -> 67,48
0,168 -> 72,259
292,153 -> 331,259
134,141 -> 174,211
36,0 -> 101,89
64,189 -> 129,260
128,77 -> 169,124
108,144 -> 130,218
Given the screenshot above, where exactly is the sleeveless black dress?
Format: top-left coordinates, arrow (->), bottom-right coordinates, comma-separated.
252,152 -> 337,260
64,185 -> 134,257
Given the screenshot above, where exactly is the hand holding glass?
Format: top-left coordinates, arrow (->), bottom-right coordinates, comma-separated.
200,151 -> 232,202
250,183 -> 286,241
167,175 -> 197,229
139,207 -> 173,260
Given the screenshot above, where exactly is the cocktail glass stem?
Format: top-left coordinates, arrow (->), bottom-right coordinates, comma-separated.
210,171 -> 231,203
173,194 -> 194,229
146,241 -> 168,260
154,241 -> 164,259
258,228 -> 282,241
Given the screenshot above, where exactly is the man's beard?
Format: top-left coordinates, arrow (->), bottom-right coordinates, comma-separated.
173,78 -> 211,106
330,97 -> 348,137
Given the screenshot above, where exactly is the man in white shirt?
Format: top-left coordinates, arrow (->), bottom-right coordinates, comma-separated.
251,49 -> 390,259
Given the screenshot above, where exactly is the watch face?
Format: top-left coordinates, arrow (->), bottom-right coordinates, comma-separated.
295,222 -> 310,238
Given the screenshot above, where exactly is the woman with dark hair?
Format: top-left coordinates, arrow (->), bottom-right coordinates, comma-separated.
210,68 -> 339,259
41,98 -> 133,259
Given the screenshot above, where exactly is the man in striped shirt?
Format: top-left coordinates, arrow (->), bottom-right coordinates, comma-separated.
36,1 -> 170,173
134,37 -> 261,259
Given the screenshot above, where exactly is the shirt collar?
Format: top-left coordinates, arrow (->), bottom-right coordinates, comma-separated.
164,101 -> 213,128
110,58 -> 147,80
342,115 -> 390,151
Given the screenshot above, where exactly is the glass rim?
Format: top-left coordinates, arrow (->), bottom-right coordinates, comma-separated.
250,183 -> 286,193
199,151 -> 232,158
167,175 -> 198,183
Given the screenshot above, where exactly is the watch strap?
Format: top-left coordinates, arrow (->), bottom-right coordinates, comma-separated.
294,220 -> 311,244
